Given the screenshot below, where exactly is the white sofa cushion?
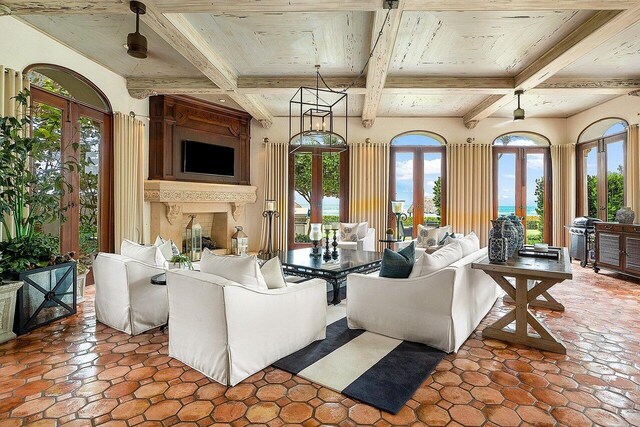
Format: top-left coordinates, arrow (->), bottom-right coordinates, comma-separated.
154,235 -> 180,260
200,250 -> 268,290
409,241 -> 463,277
340,222 -> 368,241
455,232 -> 481,257
121,240 -> 166,267
261,257 -> 287,289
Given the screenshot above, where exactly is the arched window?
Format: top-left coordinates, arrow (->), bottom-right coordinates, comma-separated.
576,118 -> 628,221
493,132 -> 551,244
25,64 -> 114,267
390,131 -> 447,238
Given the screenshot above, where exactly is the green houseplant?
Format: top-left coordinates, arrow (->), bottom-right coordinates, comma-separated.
0,90 -> 77,280
170,254 -> 194,270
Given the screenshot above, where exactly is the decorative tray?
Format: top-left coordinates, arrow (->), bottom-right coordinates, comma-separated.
517,245 -> 561,260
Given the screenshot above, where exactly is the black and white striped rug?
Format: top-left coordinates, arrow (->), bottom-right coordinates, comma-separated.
273,315 -> 446,414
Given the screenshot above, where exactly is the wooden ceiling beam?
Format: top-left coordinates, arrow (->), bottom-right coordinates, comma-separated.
2,0 -> 638,15
133,76 -> 640,96
140,7 -> 274,127
362,1 -> 405,128
463,5 -> 640,128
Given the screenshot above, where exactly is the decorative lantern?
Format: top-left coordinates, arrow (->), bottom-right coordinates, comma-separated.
231,226 -> 249,256
309,223 -> 323,257
184,215 -> 202,261
391,200 -> 407,241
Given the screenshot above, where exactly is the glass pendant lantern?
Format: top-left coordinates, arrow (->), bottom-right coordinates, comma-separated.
231,226 -> 249,256
184,215 -> 202,261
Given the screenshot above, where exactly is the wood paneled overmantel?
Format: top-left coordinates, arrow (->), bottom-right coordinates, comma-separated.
148,95 -> 252,185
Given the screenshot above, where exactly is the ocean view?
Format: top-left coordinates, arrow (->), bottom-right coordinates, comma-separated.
498,206 -> 540,217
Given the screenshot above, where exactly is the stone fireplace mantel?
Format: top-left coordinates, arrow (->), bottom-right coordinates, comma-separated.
144,180 -> 258,253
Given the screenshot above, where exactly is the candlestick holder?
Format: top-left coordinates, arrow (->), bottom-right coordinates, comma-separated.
323,229 -> 332,260
331,228 -> 339,259
394,212 -> 408,241
258,209 -> 280,260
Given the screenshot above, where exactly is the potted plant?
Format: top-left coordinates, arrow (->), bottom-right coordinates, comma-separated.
0,90 -> 79,335
386,228 -> 395,240
170,254 -> 194,270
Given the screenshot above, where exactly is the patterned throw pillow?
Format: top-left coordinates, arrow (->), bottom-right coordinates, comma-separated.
416,224 -> 439,248
340,223 -> 360,242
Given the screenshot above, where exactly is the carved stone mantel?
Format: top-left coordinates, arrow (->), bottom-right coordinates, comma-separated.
144,180 -> 258,251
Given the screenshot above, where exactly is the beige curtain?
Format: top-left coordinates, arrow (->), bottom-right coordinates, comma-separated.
113,112 -> 145,250
626,124 -> 640,217
551,144 -> 576,247
349,142 -> 390,251
260,140 -> 289,254
0,66 -> 29,242
446,144 -> 493,246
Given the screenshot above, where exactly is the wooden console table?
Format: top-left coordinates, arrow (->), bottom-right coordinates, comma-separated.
471,248 -> 572,354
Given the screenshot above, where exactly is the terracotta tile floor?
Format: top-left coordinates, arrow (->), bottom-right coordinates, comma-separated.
1,263 -> 639,426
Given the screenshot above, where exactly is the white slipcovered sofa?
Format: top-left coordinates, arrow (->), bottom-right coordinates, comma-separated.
337,228 -> 376,252
93,253 -> 168,335
166,269 -> 327,386
346,247 -> 500,353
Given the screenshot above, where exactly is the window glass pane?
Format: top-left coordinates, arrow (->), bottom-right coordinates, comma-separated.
79,117 -> 101,267
322,152 -> 341,227
423,152 -> 442,226
579,118 -> 627,143
497,152 -> 517,217
392,132 -> 445,146
494,133 -> 549,147
293,153 -> 312,243
583,146 -> 598,218
526,153 -> 545,244
32,102 -> 63,251
395,152 -> 414,239
606,140 -> 625,222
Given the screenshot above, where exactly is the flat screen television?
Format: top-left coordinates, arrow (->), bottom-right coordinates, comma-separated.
182,140 -> 235,176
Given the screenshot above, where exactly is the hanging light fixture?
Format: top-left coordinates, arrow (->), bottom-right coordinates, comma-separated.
513,90 -> 525,121
289,65 -> 348,153
127,1 -> 148,59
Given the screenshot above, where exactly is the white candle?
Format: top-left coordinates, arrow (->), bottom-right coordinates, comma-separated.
309,223 -> 323,241
265,200 -> 275,212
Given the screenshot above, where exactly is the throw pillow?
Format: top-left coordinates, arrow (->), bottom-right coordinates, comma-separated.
409,241 -> 463,277
260,257 -> 287,289
456,232 -> 481,257
356,222 -> 369,239
200,249 -> 268,291
439,232 -> 456,246
340,223 -> 360,242
154,235 -> 180,259
121,240 -> 165,267
380,241 -> 415,278
437,225 -> 452,242
416,224 -> 439,248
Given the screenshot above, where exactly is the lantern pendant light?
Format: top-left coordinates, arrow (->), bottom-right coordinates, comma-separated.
513,90 -> 525,121
127,1 -> 148,59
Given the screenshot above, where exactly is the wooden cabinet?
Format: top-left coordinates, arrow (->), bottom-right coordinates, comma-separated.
594,223 -> 640,279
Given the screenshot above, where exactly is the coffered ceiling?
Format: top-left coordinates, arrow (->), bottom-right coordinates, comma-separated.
6,0 -> 640,129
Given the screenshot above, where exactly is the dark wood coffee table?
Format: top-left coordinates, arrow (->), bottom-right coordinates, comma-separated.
471,248 -> 572,354
279,248 -> 383,305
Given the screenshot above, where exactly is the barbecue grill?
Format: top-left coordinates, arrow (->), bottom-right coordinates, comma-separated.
566,217 -> 601,267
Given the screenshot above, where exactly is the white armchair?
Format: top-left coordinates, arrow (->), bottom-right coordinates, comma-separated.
337,228 -> 376,252
166,269 -> 327,386
346,248 -> 500,353
93,253 -> 168,335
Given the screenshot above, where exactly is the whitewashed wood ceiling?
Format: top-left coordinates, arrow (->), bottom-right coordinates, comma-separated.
10,1 -> 640,126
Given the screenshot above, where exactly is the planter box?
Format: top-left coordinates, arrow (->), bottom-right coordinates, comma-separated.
14,262 -> 77,336
0,281 -> 22,344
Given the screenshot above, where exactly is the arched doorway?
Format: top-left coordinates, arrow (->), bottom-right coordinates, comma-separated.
576,118 -> 628,221
493,132 -> 551,244
25,64 -> 114,269
390,131 -> 447,238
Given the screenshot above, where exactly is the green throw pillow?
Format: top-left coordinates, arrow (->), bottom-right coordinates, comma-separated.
379,242 -> 415,278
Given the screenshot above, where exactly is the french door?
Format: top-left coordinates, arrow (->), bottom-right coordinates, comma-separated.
288,147 -> 348,248
577,132 -> 626,221
390,146 -> 446,238
31,87 -> 113,259
493,147 -> 551,244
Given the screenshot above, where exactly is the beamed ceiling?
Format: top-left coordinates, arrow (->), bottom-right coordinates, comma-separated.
4,0 -> 640,129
